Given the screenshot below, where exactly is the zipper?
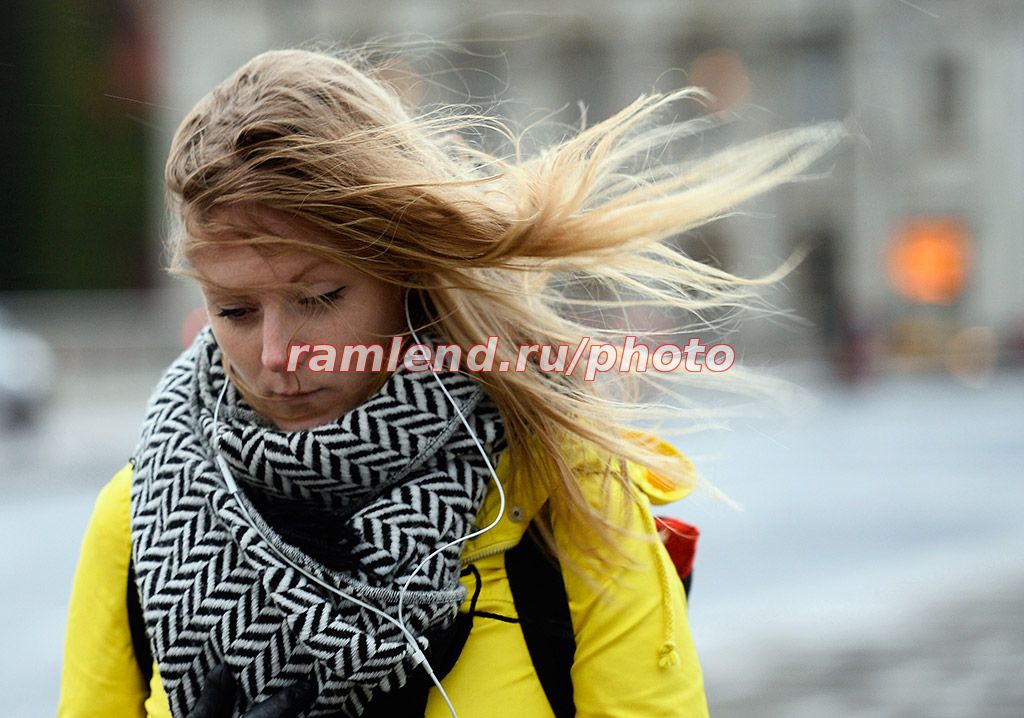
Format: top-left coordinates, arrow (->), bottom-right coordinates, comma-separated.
461,540 -> 517,565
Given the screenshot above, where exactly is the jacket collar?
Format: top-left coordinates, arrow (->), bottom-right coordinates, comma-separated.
459,433 -> 695,564
460,449 -> 544,563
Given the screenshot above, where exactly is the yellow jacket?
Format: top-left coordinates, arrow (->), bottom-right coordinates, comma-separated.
59,442 -> 709,717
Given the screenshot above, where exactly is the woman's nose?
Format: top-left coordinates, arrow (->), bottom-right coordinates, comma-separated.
260,308 -> 296,373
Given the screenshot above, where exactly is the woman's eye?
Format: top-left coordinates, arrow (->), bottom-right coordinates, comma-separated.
216,307 -> 252,320
300,287 -> 346,309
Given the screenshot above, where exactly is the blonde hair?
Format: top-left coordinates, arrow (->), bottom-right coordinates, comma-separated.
164,47 -> 846,570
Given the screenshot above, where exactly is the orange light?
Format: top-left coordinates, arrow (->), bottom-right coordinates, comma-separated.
886,217 -> 971,305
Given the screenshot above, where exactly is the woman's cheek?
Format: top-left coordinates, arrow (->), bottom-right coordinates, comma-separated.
215,326 -> 256,379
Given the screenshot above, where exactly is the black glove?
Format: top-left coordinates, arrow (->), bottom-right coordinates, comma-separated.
188,663 -> 318,718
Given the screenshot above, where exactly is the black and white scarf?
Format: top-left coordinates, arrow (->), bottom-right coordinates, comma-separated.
129,327 -> 504,716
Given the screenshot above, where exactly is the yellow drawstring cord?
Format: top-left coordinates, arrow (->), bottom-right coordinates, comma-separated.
654,519 -> 681,669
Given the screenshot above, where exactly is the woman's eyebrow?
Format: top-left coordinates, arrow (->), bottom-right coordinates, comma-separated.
199,259 -> 332,298
199,285 -> 257,304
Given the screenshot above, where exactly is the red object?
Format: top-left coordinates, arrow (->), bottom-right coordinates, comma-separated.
181,307 -> 208,349
654,517 -> 699,579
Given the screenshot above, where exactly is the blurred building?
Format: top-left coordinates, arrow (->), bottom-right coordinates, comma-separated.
143,0 -> 1023,372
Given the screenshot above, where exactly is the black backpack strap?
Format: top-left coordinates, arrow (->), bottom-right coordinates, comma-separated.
126,559 -> 154,685
506,521 -> 694,718
505,527 -> 576,718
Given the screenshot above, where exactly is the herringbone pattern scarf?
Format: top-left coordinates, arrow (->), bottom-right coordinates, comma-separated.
129,327 -> 503,716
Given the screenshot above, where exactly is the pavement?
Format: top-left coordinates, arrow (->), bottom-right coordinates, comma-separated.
667,365 -> 1024,717
703,573 -> 1024,717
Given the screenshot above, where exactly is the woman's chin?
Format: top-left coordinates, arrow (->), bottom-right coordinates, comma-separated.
260,404 -> 335,431
274,416 -> 329,431
241,384 -> 374,431
253,399 -> 341,432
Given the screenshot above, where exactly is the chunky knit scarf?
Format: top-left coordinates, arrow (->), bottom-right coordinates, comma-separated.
129,327 -> 504,717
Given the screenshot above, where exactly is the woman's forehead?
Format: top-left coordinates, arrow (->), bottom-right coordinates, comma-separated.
187,204 -> 360,291
195,202 -> 315,241
191,243 -> 354,297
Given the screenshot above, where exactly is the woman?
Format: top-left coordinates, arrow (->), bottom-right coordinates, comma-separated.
59,48 -> 843,717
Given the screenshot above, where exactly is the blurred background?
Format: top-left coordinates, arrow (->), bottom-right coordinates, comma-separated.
1,0 -> 1021,715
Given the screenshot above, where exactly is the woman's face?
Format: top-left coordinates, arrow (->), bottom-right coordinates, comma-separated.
189,208 -> 407,431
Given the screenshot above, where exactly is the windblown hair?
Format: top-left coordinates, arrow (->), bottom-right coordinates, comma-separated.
164,47 -> 845,570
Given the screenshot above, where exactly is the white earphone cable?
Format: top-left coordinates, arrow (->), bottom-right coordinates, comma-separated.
396,295 -> 507,656
213,381 -> 452,712
209,293 -> 508,717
